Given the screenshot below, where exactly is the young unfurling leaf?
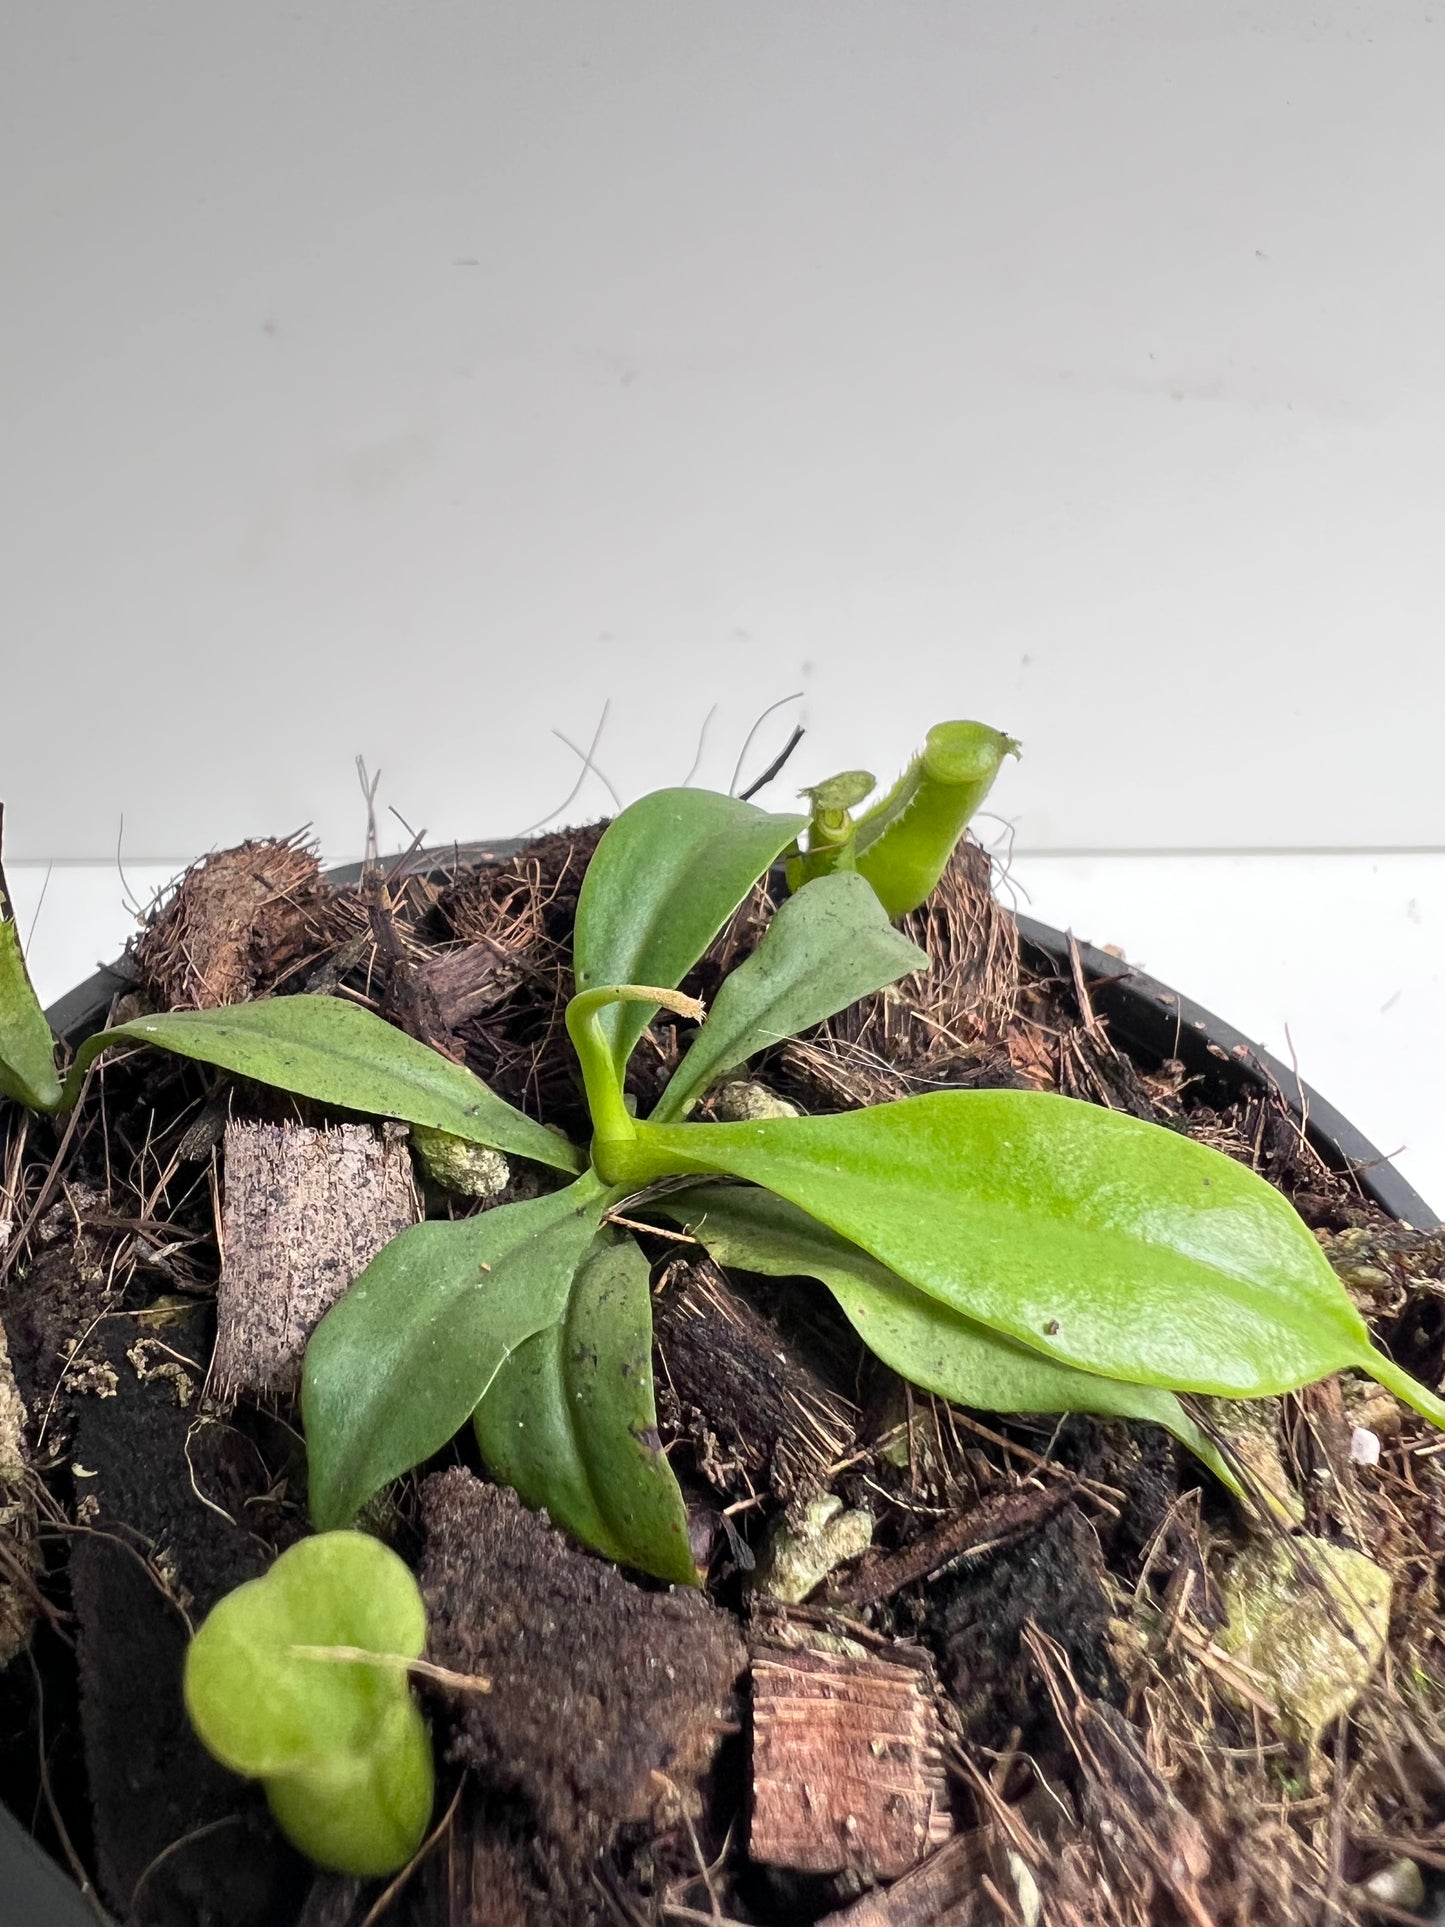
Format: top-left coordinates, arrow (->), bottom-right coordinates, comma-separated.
786,770 -> 876,892
572,788 -> 806,1082
653,870 -> 926,1123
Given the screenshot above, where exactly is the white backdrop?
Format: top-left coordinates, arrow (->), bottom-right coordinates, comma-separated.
3,2 -> 1442,1202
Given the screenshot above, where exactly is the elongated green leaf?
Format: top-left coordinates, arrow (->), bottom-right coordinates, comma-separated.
652,871 -> 927,1123
473,1233 -> 696,1584
572,788 -> 806,1079
303,1178 -> 606,1528
0,820 -> 62,1111
657,1184 -> 1234,1480
620,1091 -> 1430,1408
0,914 -> 61,1111
71,995 -> 582,1174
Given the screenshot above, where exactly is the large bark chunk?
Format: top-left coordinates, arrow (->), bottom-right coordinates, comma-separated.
215,1121 -> 418,1400
418,1470 -> 746,1871
750,1637 -> 953,1880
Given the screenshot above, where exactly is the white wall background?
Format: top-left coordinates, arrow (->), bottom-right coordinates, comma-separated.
3,3 -> 1442,1204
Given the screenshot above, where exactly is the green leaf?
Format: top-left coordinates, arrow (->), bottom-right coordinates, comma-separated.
652,871 -> 927,1123
304,1178 -> 606,1528
0,915 -> 61,1112
618,1090 -> 1422,1406
71,995 -> 583,1174
656,1184 -> 1235,1479
0,824 -> 62,1111
572,788 -> 807,1080
472,1234 -> 696,1584
183,1530 -> 433,1877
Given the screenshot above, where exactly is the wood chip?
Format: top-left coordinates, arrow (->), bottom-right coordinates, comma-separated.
816,1832 -> 986,1925
214,1121 -> 419,1399
826,1479 -> 1074,1612
750,1636 -> 953,1879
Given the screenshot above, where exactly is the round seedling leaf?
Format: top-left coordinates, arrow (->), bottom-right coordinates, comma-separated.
184,1531 -> 434,1876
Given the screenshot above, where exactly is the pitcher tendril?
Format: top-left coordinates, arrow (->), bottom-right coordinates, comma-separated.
566,983 -> 707,1150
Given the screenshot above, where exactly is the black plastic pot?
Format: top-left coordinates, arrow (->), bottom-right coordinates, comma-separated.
1013,916 -> 1439,1234
7,893 -> 1438,1923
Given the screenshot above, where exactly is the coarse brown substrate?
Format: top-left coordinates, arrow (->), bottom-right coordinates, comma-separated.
2,830 -> 1444,1927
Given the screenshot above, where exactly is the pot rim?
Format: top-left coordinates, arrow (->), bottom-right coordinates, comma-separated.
1013,914 -> 1438,1232
43,841 -> 1439,1232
